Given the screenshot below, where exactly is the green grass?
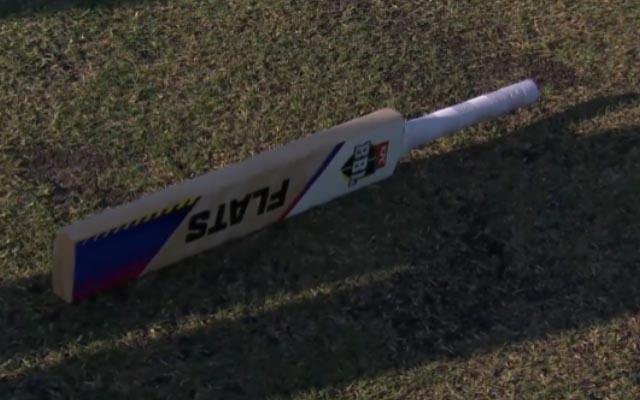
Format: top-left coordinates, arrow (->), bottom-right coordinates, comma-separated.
1,0 -> 640,398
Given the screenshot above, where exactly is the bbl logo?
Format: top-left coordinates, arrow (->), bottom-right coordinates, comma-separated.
341,140 -> 389,186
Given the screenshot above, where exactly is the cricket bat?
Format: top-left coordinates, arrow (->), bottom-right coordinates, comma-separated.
53,79 -> 540,302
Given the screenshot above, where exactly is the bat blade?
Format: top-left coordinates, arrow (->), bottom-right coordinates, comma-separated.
52,108 -> 406,302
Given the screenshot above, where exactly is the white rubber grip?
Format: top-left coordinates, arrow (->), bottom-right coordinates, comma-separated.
404,79 -> 540,152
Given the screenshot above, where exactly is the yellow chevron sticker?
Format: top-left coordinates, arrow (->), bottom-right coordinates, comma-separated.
161,205 -> 175,215
79,196 -> 200,245
177,198 -> 192,210
141,210 -> 159,224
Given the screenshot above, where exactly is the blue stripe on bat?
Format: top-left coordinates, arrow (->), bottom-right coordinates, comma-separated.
72,199 -> 198,301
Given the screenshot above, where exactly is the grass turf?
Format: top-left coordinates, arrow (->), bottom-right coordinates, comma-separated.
1,0 -> 639,398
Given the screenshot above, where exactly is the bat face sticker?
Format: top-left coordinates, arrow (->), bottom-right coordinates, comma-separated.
341,140 -> 389,186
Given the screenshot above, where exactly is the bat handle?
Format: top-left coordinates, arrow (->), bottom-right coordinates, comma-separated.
404,79 -> 540,152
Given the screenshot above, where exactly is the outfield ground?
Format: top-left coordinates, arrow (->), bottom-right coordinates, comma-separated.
1,1 -> 639,398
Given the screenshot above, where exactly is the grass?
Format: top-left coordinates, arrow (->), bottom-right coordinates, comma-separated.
1,0 -> 639,398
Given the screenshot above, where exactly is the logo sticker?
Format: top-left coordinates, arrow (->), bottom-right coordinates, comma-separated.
341,140 -> 389,186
